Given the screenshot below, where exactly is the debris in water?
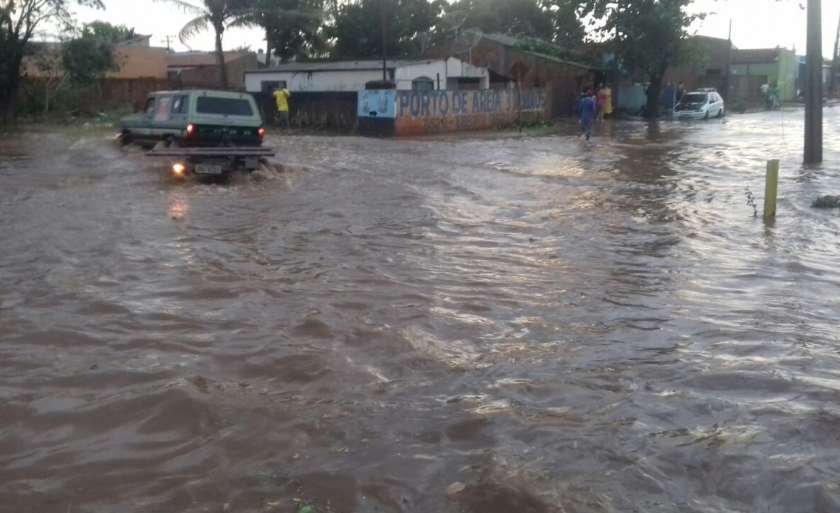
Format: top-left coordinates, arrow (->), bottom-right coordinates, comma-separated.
298,505 -> 316,513
812,195 -> 840,209
447,482 -> 466,496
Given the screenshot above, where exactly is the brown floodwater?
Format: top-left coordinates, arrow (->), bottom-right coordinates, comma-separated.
2,109 -> 840,513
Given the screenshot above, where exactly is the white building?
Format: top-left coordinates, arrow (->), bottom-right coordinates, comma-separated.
244,57 -> 490,94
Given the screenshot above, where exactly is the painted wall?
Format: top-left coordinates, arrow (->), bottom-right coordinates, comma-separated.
395,61 -> 446,90
246,69 -> 383,93
108,47 -> 169,79
359,88 -> 546,136
247,58 -> 490,93
615,83 -> 647,112
394,58 -> 490,90
730,50 -> 798,101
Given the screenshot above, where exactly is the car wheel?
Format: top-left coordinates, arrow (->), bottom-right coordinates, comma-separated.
704,111 -> 710,120
119,131 -> 133,145
717,108 -> 724,118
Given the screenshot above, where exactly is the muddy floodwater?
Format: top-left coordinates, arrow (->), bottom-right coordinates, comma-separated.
2,109 -> 840,513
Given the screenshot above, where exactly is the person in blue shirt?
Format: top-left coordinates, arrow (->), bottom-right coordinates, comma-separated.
579,89 -> 596,140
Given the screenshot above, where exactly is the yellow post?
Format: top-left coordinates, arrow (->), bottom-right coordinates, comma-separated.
764,159 -> 780,219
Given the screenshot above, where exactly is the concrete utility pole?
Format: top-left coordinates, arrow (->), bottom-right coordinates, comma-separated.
831,10 -> 840,96
804,0 -> 823,164
380,0 -> 388,82
723,19 -> 732,101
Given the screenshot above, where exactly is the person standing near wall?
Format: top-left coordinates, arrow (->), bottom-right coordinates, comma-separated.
273,86 -> 291,128
597,84 -> 613,120
596,84 -> 606,121
580,89 -> 596,140
677,82 -> 686,104
661,81 -> 675,114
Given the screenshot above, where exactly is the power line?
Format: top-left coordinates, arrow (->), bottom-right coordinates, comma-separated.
161,35 -> 176,51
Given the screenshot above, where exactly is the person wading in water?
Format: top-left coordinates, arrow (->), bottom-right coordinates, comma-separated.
579,89 -> 596,140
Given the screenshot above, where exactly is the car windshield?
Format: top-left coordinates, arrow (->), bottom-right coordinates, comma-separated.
196,97 -> 254,116
681,93 -> 708,105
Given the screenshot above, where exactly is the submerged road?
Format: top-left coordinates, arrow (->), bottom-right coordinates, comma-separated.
2,109 -> 840,513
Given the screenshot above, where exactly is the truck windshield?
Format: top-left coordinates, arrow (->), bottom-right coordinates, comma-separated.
196,97 -> 254,116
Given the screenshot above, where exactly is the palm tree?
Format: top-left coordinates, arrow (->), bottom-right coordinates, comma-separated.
155,0 -> 251,89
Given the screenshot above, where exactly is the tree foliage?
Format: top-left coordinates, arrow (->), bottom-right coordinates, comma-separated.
445,0 -> 554,41
579,0 -> 704,118
243,0 -> 326,63
62,23 -> 121,84
82,20 -> 133,44
545,0 -> 585,50
0,0 -> 104,121
328,0 -> 443,60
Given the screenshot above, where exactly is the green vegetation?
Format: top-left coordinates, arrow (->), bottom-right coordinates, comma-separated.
0,0 -> 712,123
579,0 -> 705,118
0,0 -> 104,122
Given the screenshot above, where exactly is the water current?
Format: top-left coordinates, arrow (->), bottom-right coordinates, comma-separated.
2,109 -> 840,512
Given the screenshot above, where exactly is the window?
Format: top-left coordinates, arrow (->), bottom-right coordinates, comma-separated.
196,96 -> 254,116
171,95 -> 188,114
153,96 -> 172,122
144,97 -> 155,115
261,81 -> 287,94
412,77 -> 435,91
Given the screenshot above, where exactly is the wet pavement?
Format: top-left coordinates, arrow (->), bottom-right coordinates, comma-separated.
2,108 -> 840,513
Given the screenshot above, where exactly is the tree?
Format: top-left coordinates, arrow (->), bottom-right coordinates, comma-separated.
445,0 -> 554,40
154,0 -> 252,89
29,21 -> 122,114
329,0 -> 443,60
0,0 -> 104,122
579,0 -> 703,118
62,27 -> 119,84
82,20 -> 133,44
545,0 -> 585,50
241,0 -> 326,64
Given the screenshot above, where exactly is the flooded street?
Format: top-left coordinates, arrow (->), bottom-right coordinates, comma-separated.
3,109 -> 840,513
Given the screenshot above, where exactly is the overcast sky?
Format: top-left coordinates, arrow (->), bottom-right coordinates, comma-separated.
68,0 -> 840,57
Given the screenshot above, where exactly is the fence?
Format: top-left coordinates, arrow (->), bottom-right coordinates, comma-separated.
255,91 -> 358,131
19,77 -> 171,115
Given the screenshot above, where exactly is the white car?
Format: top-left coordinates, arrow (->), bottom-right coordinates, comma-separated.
674,90 -> 725,120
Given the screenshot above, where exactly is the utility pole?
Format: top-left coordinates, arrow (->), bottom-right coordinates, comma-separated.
723,19 -> 732,101
161,35 -> 175,51
831,10 -> 840,96
380,0 -> 388,82
804,0 -> 822,164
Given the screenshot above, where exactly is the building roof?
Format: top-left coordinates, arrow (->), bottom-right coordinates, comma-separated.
464,30 -> 598,71
115,34 -> 152,47
167,50 -> 253,67
246,59 -> 451,74
731,48 -> 788,65
691,34 -> 735,47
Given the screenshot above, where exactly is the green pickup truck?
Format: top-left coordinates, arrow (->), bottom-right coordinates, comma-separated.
120,89 -> 266,149
120,90 -> 274,176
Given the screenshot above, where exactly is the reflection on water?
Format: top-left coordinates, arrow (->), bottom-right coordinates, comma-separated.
167,193 -> 189,220
1,110 -> 840,513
